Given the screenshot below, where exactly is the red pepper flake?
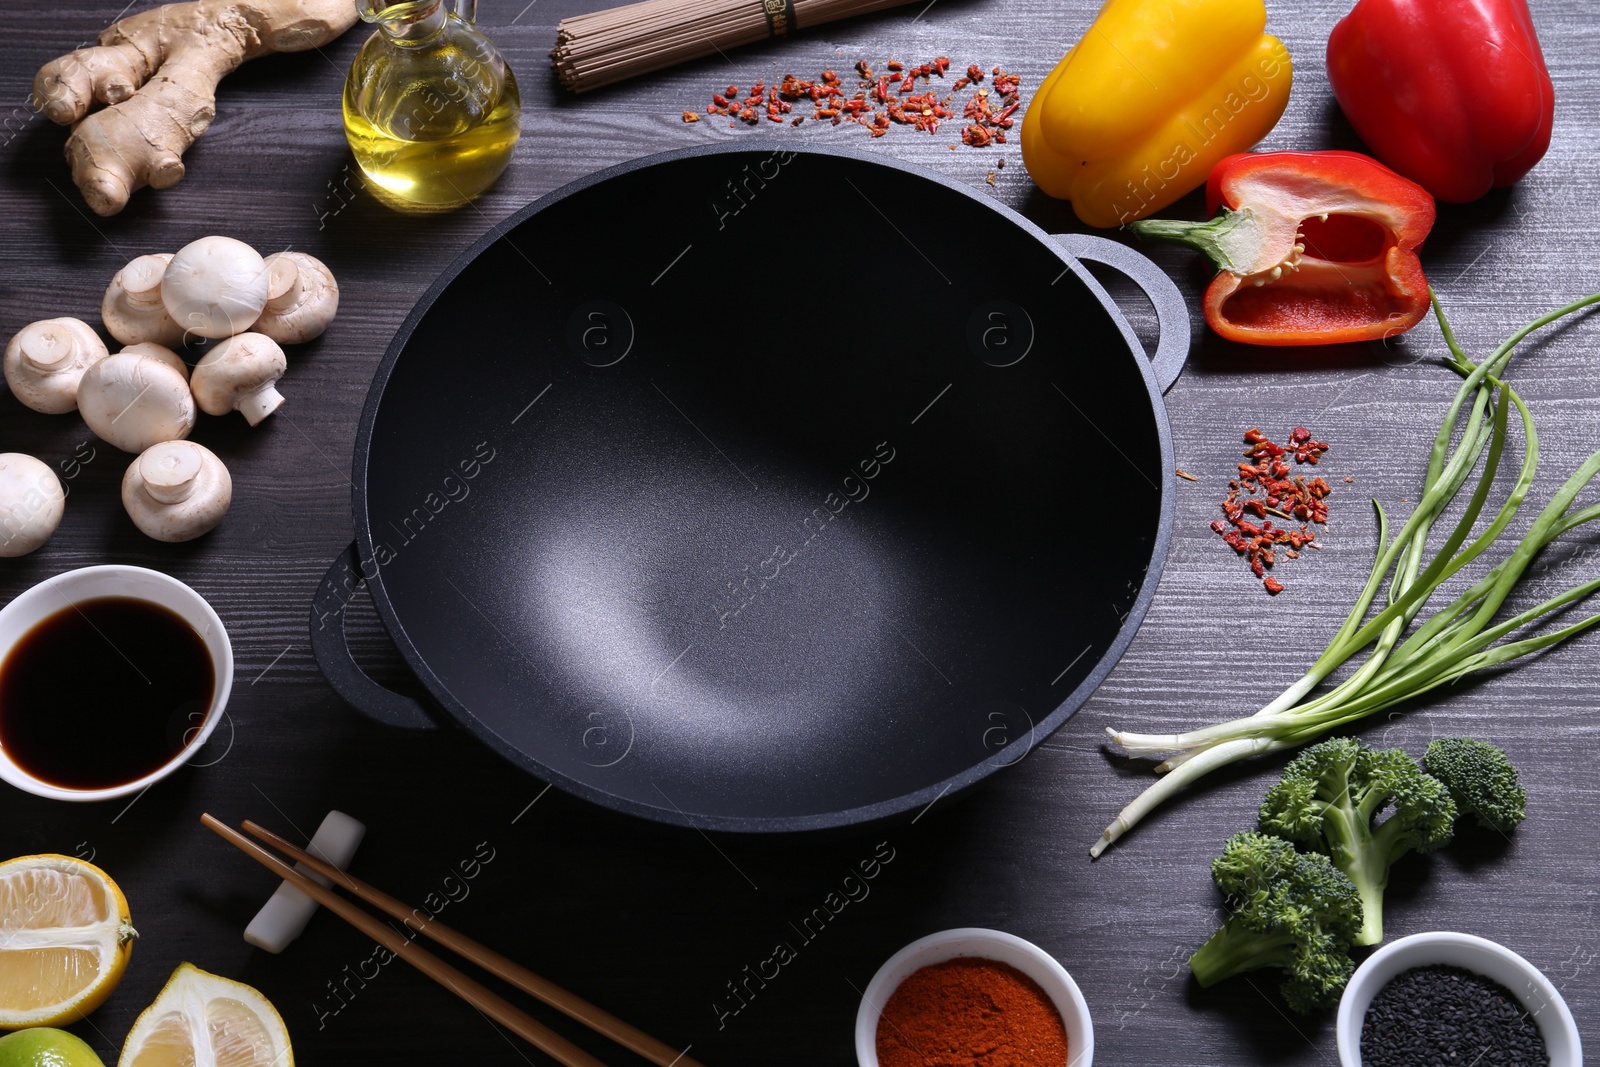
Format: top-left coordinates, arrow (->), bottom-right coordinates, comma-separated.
1209,425 -> 1338,595
681,111 -> 700,122
690,56 -> 1024,149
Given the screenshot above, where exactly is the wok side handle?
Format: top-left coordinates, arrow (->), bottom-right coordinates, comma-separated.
1051,233 -> 1191,394
309,542 -> 444,731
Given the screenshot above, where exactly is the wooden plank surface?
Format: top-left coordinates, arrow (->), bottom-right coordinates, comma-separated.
2,0 -> 1597,1064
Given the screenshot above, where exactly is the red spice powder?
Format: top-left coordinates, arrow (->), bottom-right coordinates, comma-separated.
875,957 -> 1068,1067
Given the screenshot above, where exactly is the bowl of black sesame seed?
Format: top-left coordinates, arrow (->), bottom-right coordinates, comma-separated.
1336,931 -> 1581,1067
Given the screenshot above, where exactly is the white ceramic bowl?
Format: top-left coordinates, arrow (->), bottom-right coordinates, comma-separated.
1337,931 -> 1581,1067
855,927 -> 1092,1067
0,565 -> 233,802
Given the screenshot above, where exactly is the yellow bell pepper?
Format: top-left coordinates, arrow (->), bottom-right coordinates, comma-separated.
1021,0 -> 1293,228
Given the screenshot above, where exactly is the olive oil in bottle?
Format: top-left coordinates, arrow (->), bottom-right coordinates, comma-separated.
343,0 -> 521,208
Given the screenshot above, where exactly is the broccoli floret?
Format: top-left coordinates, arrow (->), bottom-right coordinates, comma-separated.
1189,831 -> 1363,1012
1423,737 -> 1527,833
1258,736 -> 1455,946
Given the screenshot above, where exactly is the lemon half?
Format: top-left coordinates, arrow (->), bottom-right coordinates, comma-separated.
118,964 -> 292,1067
0,855 -> 136,1030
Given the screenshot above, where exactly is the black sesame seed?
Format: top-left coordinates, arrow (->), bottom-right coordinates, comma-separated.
1361,964 -> 1550,1067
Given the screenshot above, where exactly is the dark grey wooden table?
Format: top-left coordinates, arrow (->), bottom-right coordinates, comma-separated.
3,0 -> 1596,1063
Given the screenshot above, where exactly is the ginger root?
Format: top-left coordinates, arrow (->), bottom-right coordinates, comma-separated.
34,0 -> 359,216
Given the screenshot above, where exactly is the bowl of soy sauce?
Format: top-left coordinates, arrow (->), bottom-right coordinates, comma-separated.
0,565 -> 233,802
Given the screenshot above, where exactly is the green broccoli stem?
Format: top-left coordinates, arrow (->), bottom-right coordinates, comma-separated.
1322,803 -> 1388,946
1188,924 -> 1300,987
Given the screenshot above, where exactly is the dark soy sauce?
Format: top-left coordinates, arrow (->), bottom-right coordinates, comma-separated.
0,597 -> 215,789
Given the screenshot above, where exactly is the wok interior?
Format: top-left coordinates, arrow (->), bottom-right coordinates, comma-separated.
362,151 -> 1164,823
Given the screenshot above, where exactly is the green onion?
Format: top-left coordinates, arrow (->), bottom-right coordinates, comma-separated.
1090,287 -> 1600,858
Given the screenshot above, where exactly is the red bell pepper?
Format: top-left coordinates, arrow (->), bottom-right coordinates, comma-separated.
1326,0 -> 1553,203
1130,150 -> 1436,346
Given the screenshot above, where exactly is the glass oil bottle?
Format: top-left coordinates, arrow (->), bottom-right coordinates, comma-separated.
342,0 -> 521,208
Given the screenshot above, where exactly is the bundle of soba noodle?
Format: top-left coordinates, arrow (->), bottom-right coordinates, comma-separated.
552,0 -> 919,92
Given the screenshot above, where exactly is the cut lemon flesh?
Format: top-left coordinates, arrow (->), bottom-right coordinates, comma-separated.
0,854 -> 135,1029
119,965 -> 292,1067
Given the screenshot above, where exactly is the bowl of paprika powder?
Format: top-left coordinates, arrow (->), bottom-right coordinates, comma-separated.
856,927 -> 1092,1067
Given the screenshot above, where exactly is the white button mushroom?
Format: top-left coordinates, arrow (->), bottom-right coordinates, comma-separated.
122,440 -> 231,542
0,453 -> 65,557
103,253 -> 184,347
3,318 -> 109,414
118,342 -> 189,380
161,236 -> 270,340
78,351 -> 196,453
252,251 -> 339,344
191,332 -> 287,425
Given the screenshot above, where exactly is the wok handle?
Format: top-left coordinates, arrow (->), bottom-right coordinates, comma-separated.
309,542 -> 445,731
1051,233 -> 1190,394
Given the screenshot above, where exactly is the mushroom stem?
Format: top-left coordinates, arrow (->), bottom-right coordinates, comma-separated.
138,444 -> 200,504
119,254 -> 169,308
238,384 -> 286,426
265,256 -> 305,310
17,321 -> 81,371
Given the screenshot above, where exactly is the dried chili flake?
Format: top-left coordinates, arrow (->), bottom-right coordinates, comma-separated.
681,111 -> 700,122
693,56 -> 1024,149
1209,424 -> 1337,595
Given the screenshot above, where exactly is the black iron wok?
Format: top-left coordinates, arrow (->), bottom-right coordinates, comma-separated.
310,143 -> 1189,832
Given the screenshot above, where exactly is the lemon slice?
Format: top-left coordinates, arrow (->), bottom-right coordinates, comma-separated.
0,854 -> 136,1029
118,964 -> 292,1067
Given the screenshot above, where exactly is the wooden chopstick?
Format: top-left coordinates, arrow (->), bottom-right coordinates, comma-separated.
239,819 -> 704,1067
200,815 -> 611,1067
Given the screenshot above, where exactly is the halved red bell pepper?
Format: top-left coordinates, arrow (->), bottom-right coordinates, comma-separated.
1327,0 -> 1553,203
1130,150 -> 1436,346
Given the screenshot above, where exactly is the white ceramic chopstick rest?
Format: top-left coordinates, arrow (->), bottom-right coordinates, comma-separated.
243,810 -> 366,953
